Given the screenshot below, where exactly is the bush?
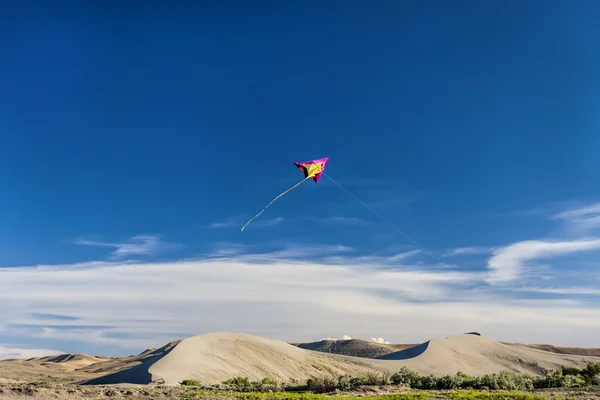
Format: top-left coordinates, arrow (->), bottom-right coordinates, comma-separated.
223,376 -> 251,386
337,375 -> 353,391
391,367 -> 423,387
363,371 -> 390,386
562,374 -> 586,388
306,376 -> 336,393
583,363 -> 600,385
180,379 -> 201,386
261,377 -> 278,385
561,366 -> 581,376
592,374 -> 600,386
533,369 -> 564,389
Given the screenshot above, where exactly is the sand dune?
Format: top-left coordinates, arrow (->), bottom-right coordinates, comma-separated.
83,332 -> 384,385
81,332 -> 600,386
369,334 -> 598,376
0,343 -> 179,383
505,343 -> 600,358
77,341 -> 179,375
34,354 -> 110,372
3,332 -> 600,386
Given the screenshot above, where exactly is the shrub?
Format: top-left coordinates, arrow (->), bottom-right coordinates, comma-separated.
337,374 -> 353,391
363,371 -> 390,386
455,372 -> 478,389
561,366 -> 581,376
222,376 -> 251,388
592,374 -> 600,386
306,376 -> 336,393
350,376 -> 367,388
436,374 -> 462,390
583,363 -> 600,385
180,379 -> 201,386
260,377 -> 278,385
417,374 -> 439,390
391,367 -> 422,387
562,374 -> 586,388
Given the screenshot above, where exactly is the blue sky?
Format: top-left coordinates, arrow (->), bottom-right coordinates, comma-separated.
2,1 -> 600,358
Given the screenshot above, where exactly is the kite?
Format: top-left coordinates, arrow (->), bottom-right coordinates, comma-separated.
241,157 -> 329,231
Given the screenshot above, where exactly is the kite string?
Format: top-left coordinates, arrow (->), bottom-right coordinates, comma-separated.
323,172 -> 449,268
241,175 -> 311,231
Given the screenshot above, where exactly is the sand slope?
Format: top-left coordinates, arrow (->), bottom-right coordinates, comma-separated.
370,334 -> 598,376
82,332 -> 600,386
505,343 -> 600,358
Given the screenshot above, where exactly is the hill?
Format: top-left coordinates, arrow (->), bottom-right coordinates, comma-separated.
82,332 -> 600,386
0,341 -> 179,383
293,339 -> 414,358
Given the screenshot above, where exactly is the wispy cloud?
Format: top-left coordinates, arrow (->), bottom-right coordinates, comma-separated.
0,345 -> 63,360
513,286 -> 600,295
323,249 -> 424,266
2,247 -> 600,352
255,217 -> 285,227
485,238 -> 600,285
231,243 -> 355,263
442,246 -> 492,257
210,220 -> 238,229
552,202 -> 600,233
208,242 -> 249,257
210,217 -> 284,229
74,235 -> 181,259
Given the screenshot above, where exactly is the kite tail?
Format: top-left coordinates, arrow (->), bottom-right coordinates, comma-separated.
241,176 -> 311,231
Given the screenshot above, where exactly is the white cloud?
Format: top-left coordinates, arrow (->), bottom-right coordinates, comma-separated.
370,337 -> 390,344
321,335 -> 352,341
320,249 -> 423,266
485,238 -> 600,285
513,286 -> 600,295
233,243 -> 355,263
552,202 -> 600,232
2,244 -> 600,353
74,235 -> 181,258
210,221 -> 237,229
0,345 -> 63,360
442,246 -> 491,257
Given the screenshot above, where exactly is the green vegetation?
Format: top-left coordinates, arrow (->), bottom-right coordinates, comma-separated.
180,362 -> 600,396
185,391 -> 553,400
184,390 -> 570,400
181,379 -> 203,386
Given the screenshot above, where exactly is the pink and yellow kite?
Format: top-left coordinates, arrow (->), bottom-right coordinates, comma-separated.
241,157 -> 329,231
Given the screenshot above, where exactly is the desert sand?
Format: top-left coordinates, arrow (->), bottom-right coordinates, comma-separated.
76,332 -> 600,386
